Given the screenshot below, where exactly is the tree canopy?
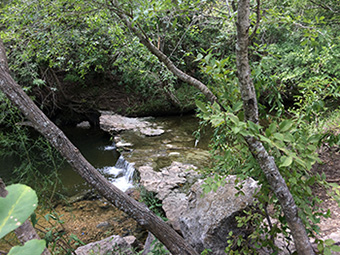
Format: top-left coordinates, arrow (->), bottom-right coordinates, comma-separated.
1,0 -> 340,254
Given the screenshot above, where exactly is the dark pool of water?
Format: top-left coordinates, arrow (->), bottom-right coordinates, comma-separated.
0,115 -> 211,197
0,126 -> 120,196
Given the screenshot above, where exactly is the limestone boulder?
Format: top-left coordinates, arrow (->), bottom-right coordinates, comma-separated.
138,162 -> 199,231
75,235 -> 135,255
99,112 -> 164,136
138,162 -> 198,200
179,176 -> 259,255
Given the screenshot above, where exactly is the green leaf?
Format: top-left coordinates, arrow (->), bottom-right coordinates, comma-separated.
324,246 -> 332,255
259,134 -> 273,145
279,120 -> 293,132
248,121 -> 261,134
210,115 -> 224,127
195,100 -> 208,114
283,133 -> 294,143
228,113 -> 239,125
273,133 -> 284,141
8,239 -> 46,255
232,101 -> 243,113
324,239 -> 335,246
0,184 -> 38,239
308,134 -> 320,144
195,53 -> 203,61
330,245 -> 340,252
280,156 -> 293,167
268,123 -> 277,134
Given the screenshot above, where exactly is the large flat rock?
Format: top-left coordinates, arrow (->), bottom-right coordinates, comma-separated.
99,112 -> 164,136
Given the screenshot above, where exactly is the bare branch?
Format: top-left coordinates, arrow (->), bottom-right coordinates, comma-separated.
249,0 -> 261,42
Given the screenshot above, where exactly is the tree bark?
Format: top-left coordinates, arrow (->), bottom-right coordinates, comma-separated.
0,178 -> 51,255
107,0 -> 221,107
0,39 -> 199,255
105,1 -> 315,253
235,0 -> 315,254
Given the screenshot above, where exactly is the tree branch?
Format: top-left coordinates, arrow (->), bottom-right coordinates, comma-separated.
236,1 -> 315,254
107,0 -> 224,110
0,39 -> 199,255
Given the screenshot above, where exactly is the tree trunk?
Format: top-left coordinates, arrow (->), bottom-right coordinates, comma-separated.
105,0 -> 316,253
108,0 -> 220,107
0,39 -> 199,255
235,0 -> 315,254
0,178 -> 51,255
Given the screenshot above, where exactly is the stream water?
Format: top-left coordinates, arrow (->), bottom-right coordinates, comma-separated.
0,115 -> 211,197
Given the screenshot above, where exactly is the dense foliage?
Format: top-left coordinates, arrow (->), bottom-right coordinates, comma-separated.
1,0 -> 340,253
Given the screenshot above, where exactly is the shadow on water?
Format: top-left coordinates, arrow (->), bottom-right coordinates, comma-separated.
0,114 -> 212,197
57,127 -> 121,196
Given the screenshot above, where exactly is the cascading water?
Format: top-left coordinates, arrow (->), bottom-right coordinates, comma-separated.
98,155 -> 135,192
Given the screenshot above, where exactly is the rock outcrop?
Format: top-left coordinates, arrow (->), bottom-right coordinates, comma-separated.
138,162 -> 259,254
75,235 -> 137,255
179,176 -> 258,255
138,162 -> 199,231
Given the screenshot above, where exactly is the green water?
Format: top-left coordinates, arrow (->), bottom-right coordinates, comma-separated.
119,115 -> 212,170
57,127 -> 120,195
0,127 -> 120,196
0,115 -> 211,196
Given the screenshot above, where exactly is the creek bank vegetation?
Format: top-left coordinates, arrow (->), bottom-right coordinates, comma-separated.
1,0 -> 340,254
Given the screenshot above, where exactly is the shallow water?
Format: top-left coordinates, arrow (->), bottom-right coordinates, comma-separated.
0,115 -> 211,197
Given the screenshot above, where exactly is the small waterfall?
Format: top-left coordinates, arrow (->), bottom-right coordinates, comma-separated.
99,155 -> 135,192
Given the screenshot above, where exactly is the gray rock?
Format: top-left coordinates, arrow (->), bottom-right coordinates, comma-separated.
99,112 -> 164,136
75,235 -> 134,255
179,176 -> 259,255
138,162 -> 199,231
138,162 -> 198,201
76,121 -> 91,129
123,236 -> 138,247
162,192 -> 188,231
96,221 -> 111,229
142,232 -> 170,255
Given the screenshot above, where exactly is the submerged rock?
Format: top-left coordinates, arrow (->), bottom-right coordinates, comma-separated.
76,121 -> 91,129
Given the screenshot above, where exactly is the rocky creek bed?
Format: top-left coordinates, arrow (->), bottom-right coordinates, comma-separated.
1,113 -> 340,254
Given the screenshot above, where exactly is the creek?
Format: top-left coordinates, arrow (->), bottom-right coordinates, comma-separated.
0,114 -> 211,198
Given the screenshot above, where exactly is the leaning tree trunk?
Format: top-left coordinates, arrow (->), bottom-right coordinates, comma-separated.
0,178 -> 51,255
235,0 -> 315,254
107,0 -> 221,107
0,39 -> 199,255
106,0 -> 315,253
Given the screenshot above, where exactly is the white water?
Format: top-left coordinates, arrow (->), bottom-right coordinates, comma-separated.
102,144 -> 116,151
98,155 -> 135,192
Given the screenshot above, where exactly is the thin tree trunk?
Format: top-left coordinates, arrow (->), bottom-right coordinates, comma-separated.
106,1 -> 315,253
107,0 -> 220,107
0,178 -> 51,255
235,0 -> 315,254
0,39 -> 199,255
